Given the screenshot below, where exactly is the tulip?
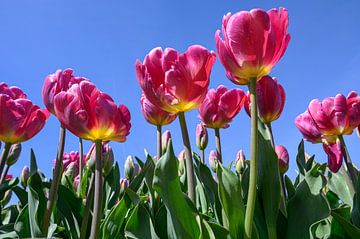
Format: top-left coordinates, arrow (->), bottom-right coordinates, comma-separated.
178,150 -> 186,176
161,130 -> 172,155
209,150 -> 219,173
73,175 -> 80,191
140,94 -> 177,126
59,151 -> 86,174
199,85 -> 245,129
275,145 -> 289,174
295,111 -> 322,143
216,8 -> 291,238
124,155 -> 135,180
244,76 -> 286,124
119,178 -> 129,195
322,138 -> 343,173
215,8 -> 290,85
54,81 -> 131,142
20,166 -> 29,188
86,143 -> 115,175
42,69 -> 88,115
6,143 -> 21,166
196,123 -> 208,163
235,150 -> 246,175
308,92 -> 360,136
136,45 -> 216,202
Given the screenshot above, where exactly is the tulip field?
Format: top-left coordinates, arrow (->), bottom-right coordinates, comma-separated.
1,4 -> 360,239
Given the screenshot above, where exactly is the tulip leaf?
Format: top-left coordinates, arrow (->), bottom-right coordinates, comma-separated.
152,140 -> 200,238
0,223 -> 17,239
256,123 -> 281,238
12,185 -> 28,206
284,175 -> 295,199
2,205 -> 19,225
0,178 -> 18,199
154,204 -> 168,239
125,203 -> 159,239
104,163 -> 121,211
296,140 -> 306,175
286,169 -> 330,239
79,166 -> 91,199
331,206 -> 360,238
216,163 -> 244,239
328,171 -> 353,207
14,204 -> 31,238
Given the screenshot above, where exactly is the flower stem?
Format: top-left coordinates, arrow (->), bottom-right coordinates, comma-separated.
89,140 -> 103,239
266,123 -> 275,148
338,135 -> 358,189
78,138 -> 84,194
178,112 -> 196,203
201,149 -> 205,164
0,164 -> 10,184
214,128 -> 222,163
0,143 -> 12,179
157,125 -> 162,159
80,173 -> 95,239
244,77 -> 258,239
43,126 -> 66,235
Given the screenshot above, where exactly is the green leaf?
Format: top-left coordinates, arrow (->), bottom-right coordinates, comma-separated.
332,206 -> 360,238
352,175 -> 360,227
104,163 -> 121,211
257,123 -> 281,238
79,166 -> 92,199
154,205 -> 168,239
296,140 -> 306,175
152,140 -> 200,238
216,164 -> 244,239
284,175 -> 295,199
125,203 -> 159,239
0,223 -> 17,239
286,171 -> 330,239
1,205 -> 19,224
11,186 -> 27,206
0,178 -> 18,199
328,171 -> 353,207
14,205 -> 31,238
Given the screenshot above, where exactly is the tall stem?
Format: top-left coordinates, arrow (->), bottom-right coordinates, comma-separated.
0,164 -> 10,184
78,138 -> 84,194
178,112 -> 196,203
338,135 -> 357,189
244,77 -> 258,239
43,126 -> 66,235
80,174 -> 95,239
0,143 -> 12,178
214,128 -> 222,163
157,125 -> 162,159
89,140 -> 103,239
201,149 -> 205,164
266,123 -> 275,148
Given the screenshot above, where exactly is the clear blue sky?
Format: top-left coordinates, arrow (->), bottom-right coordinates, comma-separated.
1,1 -> 360,181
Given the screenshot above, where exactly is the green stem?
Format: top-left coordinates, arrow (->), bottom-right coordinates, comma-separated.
80,173 -> 95,239
157,125 -> 162,159
201,149 -> 205,164
0,143 -> 12,179
0,164 -> 10,184
244,77 -> 258,239
338,135 -> 357,189
43,126 -> 66,235
178,112 -> 196,203
89,140 -> 103,239
78,138 -> 84,194
214,128 -> 222,163
266,123 -> 275,148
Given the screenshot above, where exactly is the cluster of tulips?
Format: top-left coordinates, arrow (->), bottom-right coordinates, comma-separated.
0,6 -> 360,239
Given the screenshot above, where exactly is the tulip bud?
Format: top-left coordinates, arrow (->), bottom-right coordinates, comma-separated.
6,143 -> 22,166
209,150 -> 219,173
162,130 -> 172,154
235,150 -> 245,174
275,145 -> 289,174
196,123 -> 208,150
120,178 -> 129,195
124,155 -> 135,180
65,162 -> 78,179
87,143 -> 114,175
20,166 -> 30,188
2,190 -> 12,206
73,175 -> 80,190
178,150 -> 186,176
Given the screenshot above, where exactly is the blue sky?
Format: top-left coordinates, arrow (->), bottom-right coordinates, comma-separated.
1,0 -> 360,181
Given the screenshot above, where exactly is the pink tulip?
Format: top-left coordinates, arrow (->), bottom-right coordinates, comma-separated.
199,85 -> 245,129
5,174 -> 13,180
322,139 -> 343,173
54,151 -> 86,174
275,145 -> 289,174
215,8 -> 290,85
244,76 -> 285,123
295,111 -> 322,143
54,81 -> 131,142
42,69 -> 88,115
0,83 -> 49,144
136,45 -> 216,113
308,92 -> 360,136
196,123 -> 208,150
140,94 -> 177,126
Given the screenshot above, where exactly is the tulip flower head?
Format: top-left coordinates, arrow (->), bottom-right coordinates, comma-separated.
199,85 -> 245,129
295,111 -> 323,143
162,130 -> 172,154
20,166 -> 29,188
58,151 -> 86,175
235,150 -> 245,174
136,45 -> 216,113
215,7 -> 290,85
322,138 -> 343,173
0,83 -> 49,144
209,150 -> 219,173
196,123 -> 208,150
244,76 -> 286,123
6,143 -> 21,166
308,92 -> 360,136
140,94 -> 177,126
124,155 -> 135,180
275,145 -> 289,174
42,69 -> 89,115
54,81 -> 131,142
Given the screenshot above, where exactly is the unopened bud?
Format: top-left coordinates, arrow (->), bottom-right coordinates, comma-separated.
65,162 -> 78,179
20,166 -> 30,188
73,175 -> 80,190
124,155 -> 135,180
209,150 -> 219,173
275,145 -> 289,174
120,178 -> 129,195
178,150 -> 186,176
102,145 -> 114,175
196,123 -> 208,150
235,150 -> 245,174
162,130 -> 172,154
6,144 -> 21,166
